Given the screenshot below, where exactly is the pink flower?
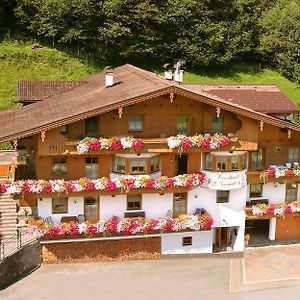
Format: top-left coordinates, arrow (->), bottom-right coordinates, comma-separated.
285,206 -> 292,214
69,224 -> 79,235
42,183 -> 53,193
86,225 -> 99,235
165,178 -> 175,187
133,139 -> 144,151
89,140 -> 101,150
106,180 -> 117,191
21,184 -> 30,194
110,139 -> 123,150
182,138 -> 192,150
85,181 -> 95,191
267,168 -> 275,177
220,136 -> 230,147
0,184 -> 6,193
200,138 -> 211,148
266,206 -> 275,214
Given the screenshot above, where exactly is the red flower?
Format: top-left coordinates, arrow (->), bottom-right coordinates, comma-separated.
21,184 -> 30,194
86,225 -> 99,235
145,179 -> 155,189
89,140 -> 101,150
42,183 -> 53,193
165,178 -> 175,187
110,139 -> 123,150
133,139 -> 144,151
203,218 -> 214,229
69,224 -> 79,235
197,173 -> 205,183
182,138 -> 192,150
285,169 -> 294,177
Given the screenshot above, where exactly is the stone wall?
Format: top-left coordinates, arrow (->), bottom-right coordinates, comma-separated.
0,241 -> 41,289
41,237 -> 161,263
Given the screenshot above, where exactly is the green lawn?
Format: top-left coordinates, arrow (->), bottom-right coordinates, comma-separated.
0,40 -> 300,110
0,40 -> 100,110
183,64 -> 300,106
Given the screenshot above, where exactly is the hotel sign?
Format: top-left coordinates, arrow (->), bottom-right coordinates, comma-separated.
208,173 -> 242,190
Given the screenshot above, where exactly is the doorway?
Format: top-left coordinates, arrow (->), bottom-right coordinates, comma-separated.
84,197 -> 99,223
245,219 -> 270,246
214,227 -> 231,252
176,154 -> 188,175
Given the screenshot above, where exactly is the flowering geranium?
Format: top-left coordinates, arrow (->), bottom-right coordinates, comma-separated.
260,165 -> 300,183
77,136 -> 144,154
27,214 -> 214,239
167,133 -> 230,153
252,201 -> 300,217
0,173 -> 205,196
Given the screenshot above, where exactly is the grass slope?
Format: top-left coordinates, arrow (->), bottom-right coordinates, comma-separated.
183,64 -> 300,106
0,40 -> 300,111
0,41 -> 100,110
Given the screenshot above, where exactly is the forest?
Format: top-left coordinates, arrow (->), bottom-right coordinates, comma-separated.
0,0 -> 300,83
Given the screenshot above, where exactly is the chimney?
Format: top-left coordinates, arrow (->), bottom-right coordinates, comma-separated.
173,60 -> 185,83
163,63 -> 173,80
105,66 -> 114,87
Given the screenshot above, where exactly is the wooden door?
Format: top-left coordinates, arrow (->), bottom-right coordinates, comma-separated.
84,197 -> 99,223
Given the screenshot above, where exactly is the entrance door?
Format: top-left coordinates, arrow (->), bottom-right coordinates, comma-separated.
176,154 -> 188,175
84,197 -> 99,223
214,227 -> 231,252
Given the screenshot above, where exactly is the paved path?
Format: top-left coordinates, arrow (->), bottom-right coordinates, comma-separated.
2,256 -> 300,300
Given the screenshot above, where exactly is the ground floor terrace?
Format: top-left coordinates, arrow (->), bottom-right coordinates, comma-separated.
3,245 -> 300,299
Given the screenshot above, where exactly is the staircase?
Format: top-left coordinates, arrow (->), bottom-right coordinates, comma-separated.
0,193 -> 17,243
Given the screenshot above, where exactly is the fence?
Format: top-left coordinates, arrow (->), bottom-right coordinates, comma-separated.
0,228 -> 36,261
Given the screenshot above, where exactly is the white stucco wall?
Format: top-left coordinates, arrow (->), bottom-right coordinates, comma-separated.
100,195 -> 127,220
161,231 -> 213,254
38,197 -> 83,223
142,193 -> 173,219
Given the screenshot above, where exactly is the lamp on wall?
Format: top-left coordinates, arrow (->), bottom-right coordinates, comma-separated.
74,200 -> 77,204
111,195 -> 116,198
159,192 -> 165,196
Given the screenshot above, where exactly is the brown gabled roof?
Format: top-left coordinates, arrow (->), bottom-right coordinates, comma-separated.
17,80 -> 87,102
0,64 -> 300,142
0,64 -> 172,141
182,84 -> 300,114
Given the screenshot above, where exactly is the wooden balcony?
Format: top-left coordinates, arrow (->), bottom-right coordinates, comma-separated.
247,170 -> 300,184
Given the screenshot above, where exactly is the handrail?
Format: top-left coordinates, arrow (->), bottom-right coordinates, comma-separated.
0,227 -> 36,261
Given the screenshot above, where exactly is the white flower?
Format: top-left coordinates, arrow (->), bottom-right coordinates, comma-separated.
77,143 -> 89,154
120,137 -> 134,149
274,207 -> 285,216
78,223 -> 87,234
167,136 -> 182,149
99,138 -> 110,149
252,205 -> 264,215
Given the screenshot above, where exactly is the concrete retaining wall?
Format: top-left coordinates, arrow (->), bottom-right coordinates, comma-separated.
0,241 -> 41,289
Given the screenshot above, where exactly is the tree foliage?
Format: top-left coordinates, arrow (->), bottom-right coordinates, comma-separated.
6,0 -> 300,82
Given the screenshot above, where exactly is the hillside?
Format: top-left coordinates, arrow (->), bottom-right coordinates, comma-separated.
1,40 -> 300,111
0,41 -> 100,110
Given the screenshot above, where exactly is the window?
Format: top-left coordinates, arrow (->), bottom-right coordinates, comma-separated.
240,154 -> 247,170
216,156 -> 227,171
128,115 -> 143,131
251,149 -> 263,169
85,116 -> 98,137
150,156 -> 160,173
204,153 -> 212,170
112,156 -> 126,174
85,157 -> 98,179
182,236 -> 193,246
52,198 -> 68,214
127,195 -> 142,210
217,190 -> 229,203
212,117 -> 223,133
288,147 -> 299,164
130,159 -> 146,175
177,116 -> 188,135
52,157 -> 67,174
249,184 -> 263,198
285,183 -> 297,202
173,193 -> 187,217
231,156 -> 239,171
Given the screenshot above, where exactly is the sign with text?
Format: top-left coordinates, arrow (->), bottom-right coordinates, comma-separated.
208,172 -> 242,190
